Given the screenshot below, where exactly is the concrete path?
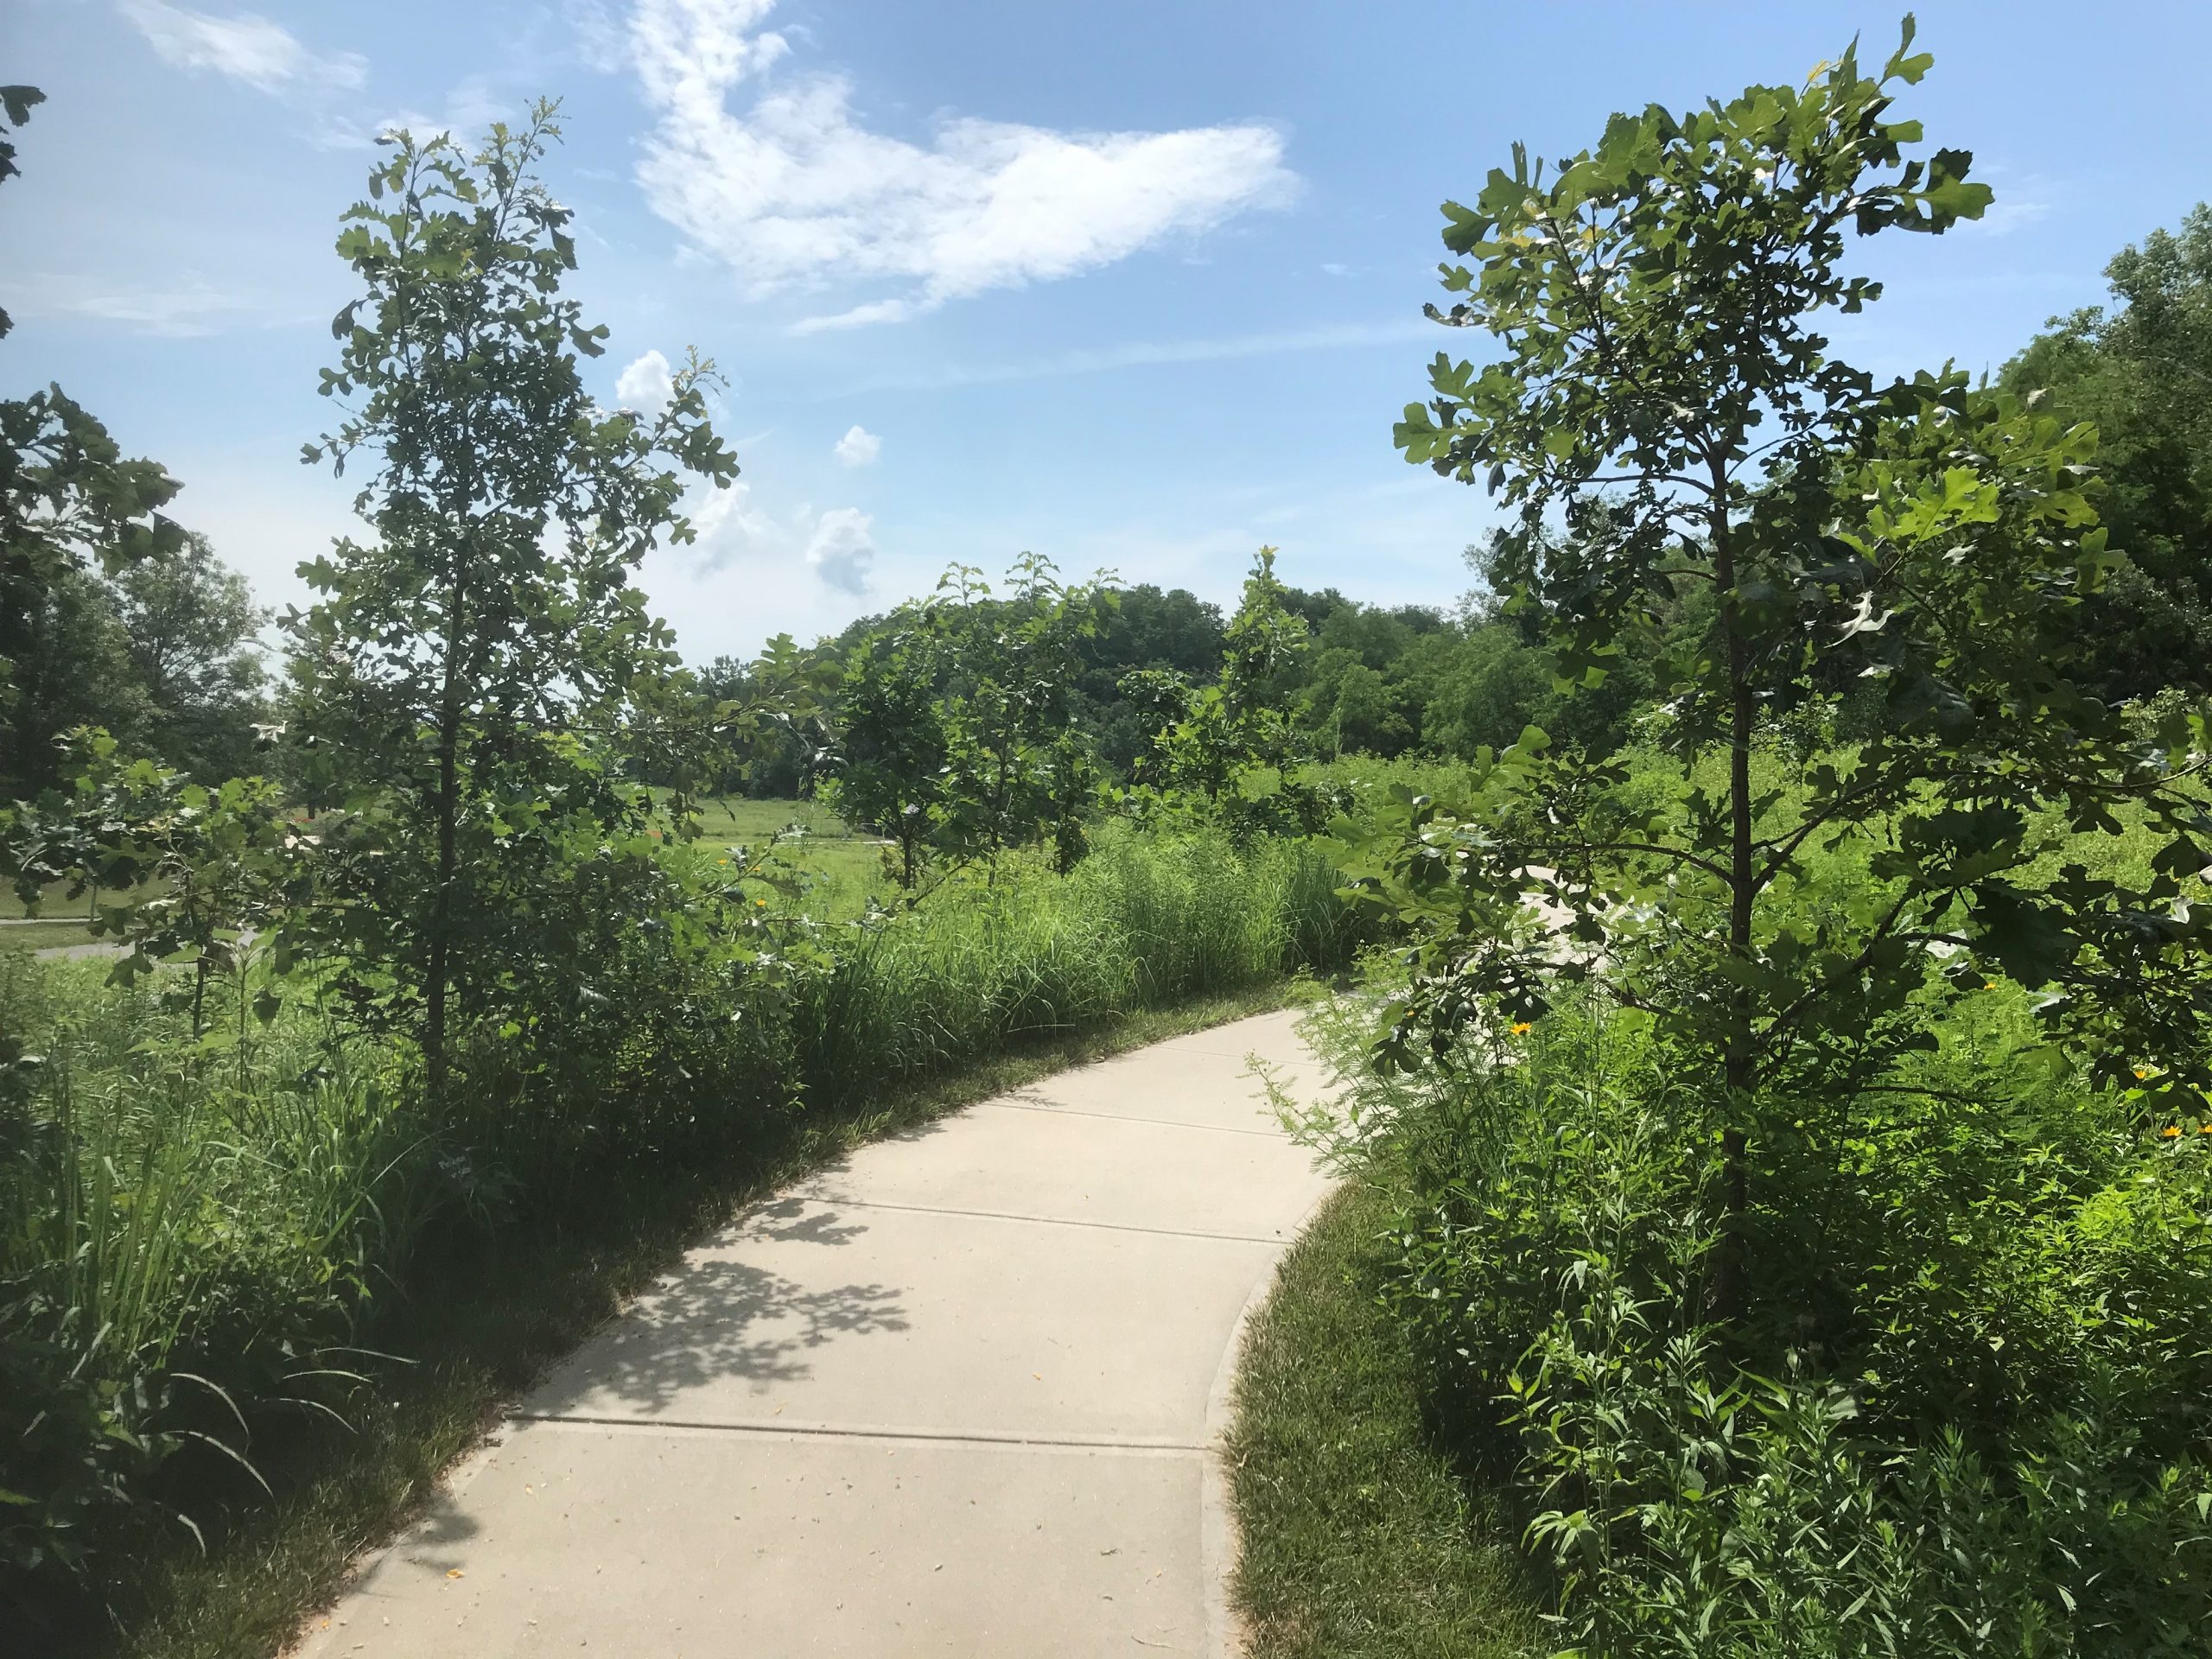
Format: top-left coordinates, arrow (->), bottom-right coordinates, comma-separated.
297,1007 -> 1334,1657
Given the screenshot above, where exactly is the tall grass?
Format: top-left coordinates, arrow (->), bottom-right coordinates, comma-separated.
1,955 -> 436,1599
798,827 -> 1357,1096
0,823 -> 1361,1624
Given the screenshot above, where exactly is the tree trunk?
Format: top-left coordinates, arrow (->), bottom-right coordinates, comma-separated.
1709,468 -> 1756,1324
424,572 -> 465,1103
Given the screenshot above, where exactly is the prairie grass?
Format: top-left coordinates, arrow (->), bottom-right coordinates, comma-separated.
0,823 -> 1361,1652
798,826 -> 1358,1096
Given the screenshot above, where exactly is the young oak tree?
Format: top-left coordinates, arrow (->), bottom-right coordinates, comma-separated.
825,556 -> 1113,887
1363,18 -> 2212,1314
1124,547 -> 1328,838
289,102 -> 736,1098
823,605 -> 950,889
931,556 -> 1115,878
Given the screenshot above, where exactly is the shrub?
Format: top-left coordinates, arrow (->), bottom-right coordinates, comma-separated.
1291,989 -> 2212,1656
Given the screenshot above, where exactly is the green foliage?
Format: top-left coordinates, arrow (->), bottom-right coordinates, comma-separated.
823,603 -> 950,887
2001,204 -> 2212,698
3,732 -> 302,1033
1123,547 -> 1339,838
614,633 -> 842,807
795,823 -> 1360,1098
286,102 -> 738,1097
1363,18 -> 2212,1325
1294,989 -> 2212,1656
105,533 -> 271,783
4,533 -> 270,793
0,955 -> 425,1587
824,554 -> 1113,884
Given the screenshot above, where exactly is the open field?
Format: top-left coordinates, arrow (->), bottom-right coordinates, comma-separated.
0,918 -> 99,953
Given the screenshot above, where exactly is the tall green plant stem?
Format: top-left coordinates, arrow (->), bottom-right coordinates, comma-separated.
1710,448 -> 1756,1319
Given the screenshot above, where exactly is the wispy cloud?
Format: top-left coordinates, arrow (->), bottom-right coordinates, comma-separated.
613,0 -> 1299,330
10,273 -> 311,337
118,2 -> 365,97
1960,164 -> 2059,238
370,72 -> 512,146
827,315 -> 1440,397
1967,196 -> 2055,237
118,3 -> 516,151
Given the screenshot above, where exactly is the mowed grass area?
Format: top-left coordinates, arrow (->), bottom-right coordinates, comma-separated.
677,793 -> 890,918
0,880 -> 107,920
0,918 -> 99,953
1228,1179 -> 1541,1659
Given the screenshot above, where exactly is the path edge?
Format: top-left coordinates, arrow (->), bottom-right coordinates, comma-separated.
1199,1163 -> 1339,1659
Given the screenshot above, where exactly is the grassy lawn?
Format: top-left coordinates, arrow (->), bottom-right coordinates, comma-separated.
674,793 -> 891,918
1228,1179 -> 1541,1659
682,792 -> 858,843
0,918 -> 99,953
0,880 -> 105,921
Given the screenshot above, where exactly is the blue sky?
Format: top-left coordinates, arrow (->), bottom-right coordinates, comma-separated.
5,1 -> 2209,665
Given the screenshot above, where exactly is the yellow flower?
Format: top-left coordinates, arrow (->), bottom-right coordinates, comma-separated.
1510,1020 -> 1533,1036
2161,1126 -> 2182,1140
753,899 -> 767,908
2135,1068 -> 2152,1080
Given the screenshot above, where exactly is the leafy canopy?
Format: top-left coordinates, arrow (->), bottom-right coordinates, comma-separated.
287,100 -> 738,1088
1351,17 -> 2212,1312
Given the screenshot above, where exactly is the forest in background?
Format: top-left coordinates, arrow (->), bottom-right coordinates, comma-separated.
9,198 -> 2208,812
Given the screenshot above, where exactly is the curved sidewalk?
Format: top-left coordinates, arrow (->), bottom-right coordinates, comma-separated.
296,1007 -> 1334,1657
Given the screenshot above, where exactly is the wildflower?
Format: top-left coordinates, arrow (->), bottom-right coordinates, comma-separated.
2201,1124 -> 2212,1136
1983,981 -> 1998,991
2135,1067 -> 2152,1080
753,899 -> 767,908
718,858 -> 729,866
1510,1020 -> 1533,1036
2161,1126 -> 2182,1140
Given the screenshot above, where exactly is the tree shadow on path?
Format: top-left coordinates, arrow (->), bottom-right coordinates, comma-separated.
527,1198 -> 908,1416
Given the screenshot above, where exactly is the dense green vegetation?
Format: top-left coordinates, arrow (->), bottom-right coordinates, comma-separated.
0,89 -> 1373,1649
6,11 -> 2212,1654
1248,19 -> 2212,1659
1227,1176 -> 1539,1658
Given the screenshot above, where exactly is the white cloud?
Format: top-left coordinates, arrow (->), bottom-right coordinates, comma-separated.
680,481 -> 872,595
685,477 -> 779,567
371,73 -> 512,145
119,2 -> 365,96
615,348 -> 677,412
832,423 -> 880,467
1966,197 -> 2054,237
8,273 -> 310,337
804,506 -> 874,594
618,0 -> 1297,328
